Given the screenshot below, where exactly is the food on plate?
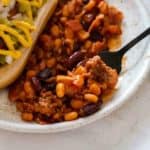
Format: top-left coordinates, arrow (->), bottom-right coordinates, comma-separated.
9,0 -> 123,124
0,0 -> 47,65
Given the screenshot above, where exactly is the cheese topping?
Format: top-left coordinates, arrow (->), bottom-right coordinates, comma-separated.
16,0 -> 44,20
2,0 -> 10,6
0,0 -> 46,63
0,21 -> 35,59
0,49 -> 21,59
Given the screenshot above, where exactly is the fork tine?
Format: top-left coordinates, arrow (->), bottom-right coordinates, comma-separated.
99,51 -> 122,74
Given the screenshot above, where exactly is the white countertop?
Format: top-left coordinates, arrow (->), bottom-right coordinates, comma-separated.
0,1 -> 149,150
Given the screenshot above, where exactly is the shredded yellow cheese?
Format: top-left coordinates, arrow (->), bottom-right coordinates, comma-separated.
12,20 -> 36,30
14,25 -> 33,46
30,0 -> 43,8
0,49 -> 21,59
16,0 -> 44,21
12,21 -> 35,46
0,0 -> 45,62
2,0 -> 10,6
0,21 -> 35,59
0,31 -> 15,50
0,24 -> 30,48
16,0 -> 33,20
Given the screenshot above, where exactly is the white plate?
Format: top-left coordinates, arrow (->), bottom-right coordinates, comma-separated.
0,0 -> 149,133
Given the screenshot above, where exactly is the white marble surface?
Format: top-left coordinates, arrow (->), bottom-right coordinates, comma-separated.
0,0 -> 149,150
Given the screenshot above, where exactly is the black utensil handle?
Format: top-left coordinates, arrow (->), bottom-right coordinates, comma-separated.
119,27 -> 150,56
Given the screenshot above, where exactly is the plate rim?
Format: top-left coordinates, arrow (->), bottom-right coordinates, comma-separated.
0,0 -> 149,133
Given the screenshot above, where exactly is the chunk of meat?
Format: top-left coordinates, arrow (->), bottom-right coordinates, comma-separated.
85,56 -> 118,92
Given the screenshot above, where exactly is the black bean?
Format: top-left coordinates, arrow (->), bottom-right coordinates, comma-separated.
82,8 -> 99,26
90,30 -> 103,41
81,20 -> 90,30
42,82 -> 56,91
68,51 -> 84,70
81,100 -> 102,116
37,68 -> 52,80
31,77 -> 42,92
81,13 -> 95,30
83,13 -> 95,23
83,0 -> 89,4
62,96 -> 71,106
38,114 -> 51,123
73,41 -> 82,51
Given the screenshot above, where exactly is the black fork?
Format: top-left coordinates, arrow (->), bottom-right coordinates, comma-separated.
99,27 -> 150,74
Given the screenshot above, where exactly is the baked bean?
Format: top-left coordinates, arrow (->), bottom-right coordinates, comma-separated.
22,113 -> 33,121
98,1 -> 108,15
62,5 -> 69,17
64,38 -> 74,50
56,83 -> 65,98
84,40 -> 92,49
54,39 -> 62,50
39,106 -> 52,115
39,34 -> 52,50
26,70 -> 37,79
56,75 -> 73,83
60,17 -> 67,23
53,113 -> 61,120
46,58 -> 56,68
19,91 -> 26,100
84,0 -> 96,12
71,99 -> 84,109
89,83 -> 101,95
64,112 -> 78,121
37,48 -> 44,60
91,41 -> 105,54
51,25 -> 60,37
108,6 -> 123,24
88,14 -> 104,32
84,93 -> 98,103
78,30 -> 89,41
65,28 -> 74,39
24,81 -> 35,98
74,66 -> 86,75
106,25 -> 122,35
